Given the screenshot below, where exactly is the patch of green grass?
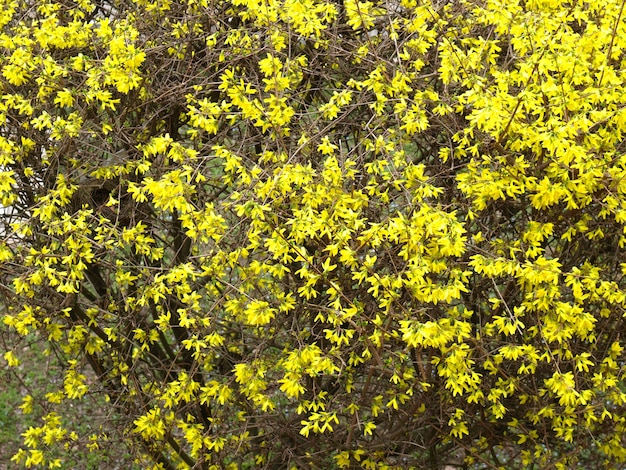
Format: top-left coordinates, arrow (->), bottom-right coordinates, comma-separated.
0,328 -> 138,468
0,332 -> 41,465
0,370 -> 25,461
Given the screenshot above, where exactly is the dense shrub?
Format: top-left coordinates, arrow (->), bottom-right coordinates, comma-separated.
2,0 -> 626,468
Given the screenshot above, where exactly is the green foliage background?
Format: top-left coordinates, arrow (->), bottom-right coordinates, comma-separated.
2,0 -> 626,468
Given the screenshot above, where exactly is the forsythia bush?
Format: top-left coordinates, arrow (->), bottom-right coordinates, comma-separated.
2,0 -> 626,467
